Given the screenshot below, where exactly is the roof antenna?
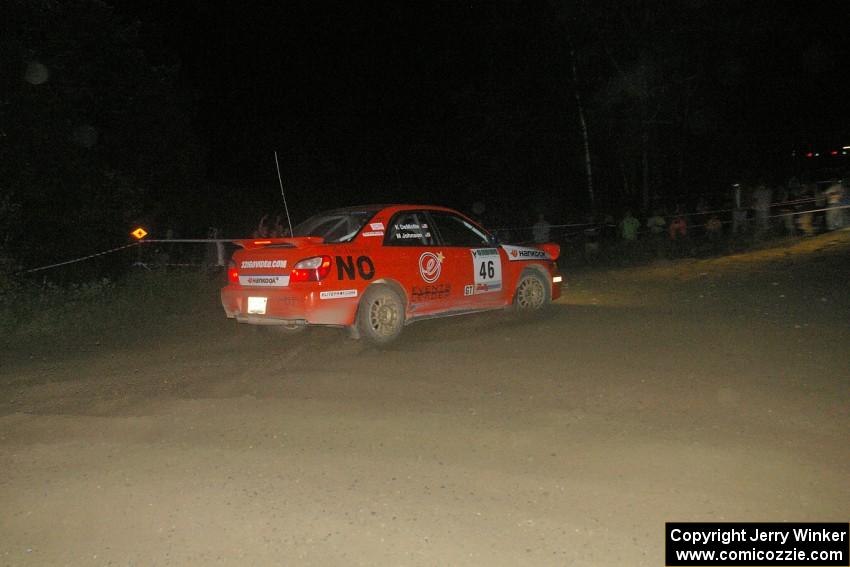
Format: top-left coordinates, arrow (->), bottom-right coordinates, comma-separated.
274,150 -> 294,237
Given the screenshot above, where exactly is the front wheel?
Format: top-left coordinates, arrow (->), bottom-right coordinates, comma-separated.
513,270 -> 549,311
357,285 -> 405,345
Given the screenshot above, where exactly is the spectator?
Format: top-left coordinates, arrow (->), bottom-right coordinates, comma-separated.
646,209 -> 666,236
269,214 -> 289,237
532,213 -> 552,243
619,210 -> 640,242
752,184 -> 772,236
796,185 -> 816,236
814,184 -> 827,230
731,184 -> 749,235
206,227 -> 225,267
824,183 -> 846,230
669,209 -> 687,240
646,208 -> 667,257
253,214 -> 270,238
732,205 -> 749,235
694,197 -> 710,236
669,208 -> 689,256
583,215 -> 601,262
600,213 -> 617,242
705,214 -> 723,241
777,196 -> 797,236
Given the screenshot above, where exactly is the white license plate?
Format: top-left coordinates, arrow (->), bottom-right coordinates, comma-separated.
247,296 -> 268,314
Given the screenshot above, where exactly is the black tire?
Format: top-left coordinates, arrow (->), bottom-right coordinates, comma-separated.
513,269 -> 550,311
357,284 -> 405,345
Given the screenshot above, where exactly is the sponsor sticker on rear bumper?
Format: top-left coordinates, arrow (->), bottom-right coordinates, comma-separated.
319,289 -> 358,300
239,275 -> 290,287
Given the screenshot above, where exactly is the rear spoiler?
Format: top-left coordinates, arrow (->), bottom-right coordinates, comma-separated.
540,243 -> 560,261
234,237 -> 324,250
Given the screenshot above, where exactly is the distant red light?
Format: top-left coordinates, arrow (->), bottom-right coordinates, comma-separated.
806,152 -> 813,158
831,150 -> 838,155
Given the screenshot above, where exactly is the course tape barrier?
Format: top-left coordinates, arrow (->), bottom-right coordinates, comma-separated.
13,239 -> 233,275
17,242 -> 142,274
12,205 -> 849,274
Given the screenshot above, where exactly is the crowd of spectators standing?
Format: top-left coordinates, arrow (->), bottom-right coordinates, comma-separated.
243,179 -> 848,266
489,178 -> 849,263
601,180 -> 847,260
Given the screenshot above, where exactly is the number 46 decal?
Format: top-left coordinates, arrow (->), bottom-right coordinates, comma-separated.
470,248 -> 502,293
479,261 -> 496,279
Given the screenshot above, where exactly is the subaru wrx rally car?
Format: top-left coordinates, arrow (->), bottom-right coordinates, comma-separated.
221,205 -> 562,344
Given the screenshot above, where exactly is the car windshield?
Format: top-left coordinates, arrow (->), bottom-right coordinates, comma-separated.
292,209 -> 377,243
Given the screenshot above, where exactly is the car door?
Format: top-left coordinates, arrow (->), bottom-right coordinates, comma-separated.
426,210 -> 505,309
382,210 -> 455,317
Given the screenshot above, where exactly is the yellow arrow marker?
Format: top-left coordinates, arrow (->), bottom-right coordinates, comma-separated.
131,227 -> 148,240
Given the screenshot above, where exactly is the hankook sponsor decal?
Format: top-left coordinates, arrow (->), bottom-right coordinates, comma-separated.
240,259 -> 287,269
239,275 -> 290,287
320,289 -> 358,300
502,244 -> 550,261
369,222 -> 385,231
362,231 -> 384,237
418,251 -> 444,283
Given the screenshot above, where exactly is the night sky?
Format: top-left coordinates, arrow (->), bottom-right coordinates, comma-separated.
111,2 -> 850,216
10,0 -> 850,241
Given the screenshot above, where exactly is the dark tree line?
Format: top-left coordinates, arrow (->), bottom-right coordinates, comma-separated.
1,0 -> 204,275
2,0 -> 844,276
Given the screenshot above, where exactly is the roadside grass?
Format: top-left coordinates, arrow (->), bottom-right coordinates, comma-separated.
1,268 -> 229,356
3,229 -> 847,362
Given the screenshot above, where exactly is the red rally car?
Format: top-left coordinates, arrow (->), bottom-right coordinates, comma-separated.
221,205 -> 563,344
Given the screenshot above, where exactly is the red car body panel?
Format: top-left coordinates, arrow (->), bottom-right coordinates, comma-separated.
220,205 -> 562,328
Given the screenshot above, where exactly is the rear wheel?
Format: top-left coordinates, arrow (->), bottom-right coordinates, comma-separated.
357,285 -> 405,345
513,270 -> 549,311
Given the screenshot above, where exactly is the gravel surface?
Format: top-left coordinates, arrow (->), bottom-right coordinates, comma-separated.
2,231 -> 848,566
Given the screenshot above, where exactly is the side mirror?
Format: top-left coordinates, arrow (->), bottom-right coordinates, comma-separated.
487,233 -> 500,246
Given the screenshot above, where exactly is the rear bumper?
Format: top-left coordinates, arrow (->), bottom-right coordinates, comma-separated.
234,314 -> 307,326
221,286 -> 358,326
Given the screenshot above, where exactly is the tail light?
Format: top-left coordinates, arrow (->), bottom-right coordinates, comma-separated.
227,260 -> 239,284
290,256 -> 332,283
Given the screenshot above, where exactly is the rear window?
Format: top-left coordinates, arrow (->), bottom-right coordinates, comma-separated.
292,210 -> 377,243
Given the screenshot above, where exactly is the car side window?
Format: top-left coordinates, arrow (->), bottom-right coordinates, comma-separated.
428,211 -> 491,247
384,211 -> 435,246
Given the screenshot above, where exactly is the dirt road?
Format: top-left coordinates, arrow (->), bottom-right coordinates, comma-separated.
2,232 -> 848,566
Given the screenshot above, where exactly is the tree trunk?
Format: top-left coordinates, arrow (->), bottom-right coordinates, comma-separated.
571,50 -> 594,213
641,130 -> 650,211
